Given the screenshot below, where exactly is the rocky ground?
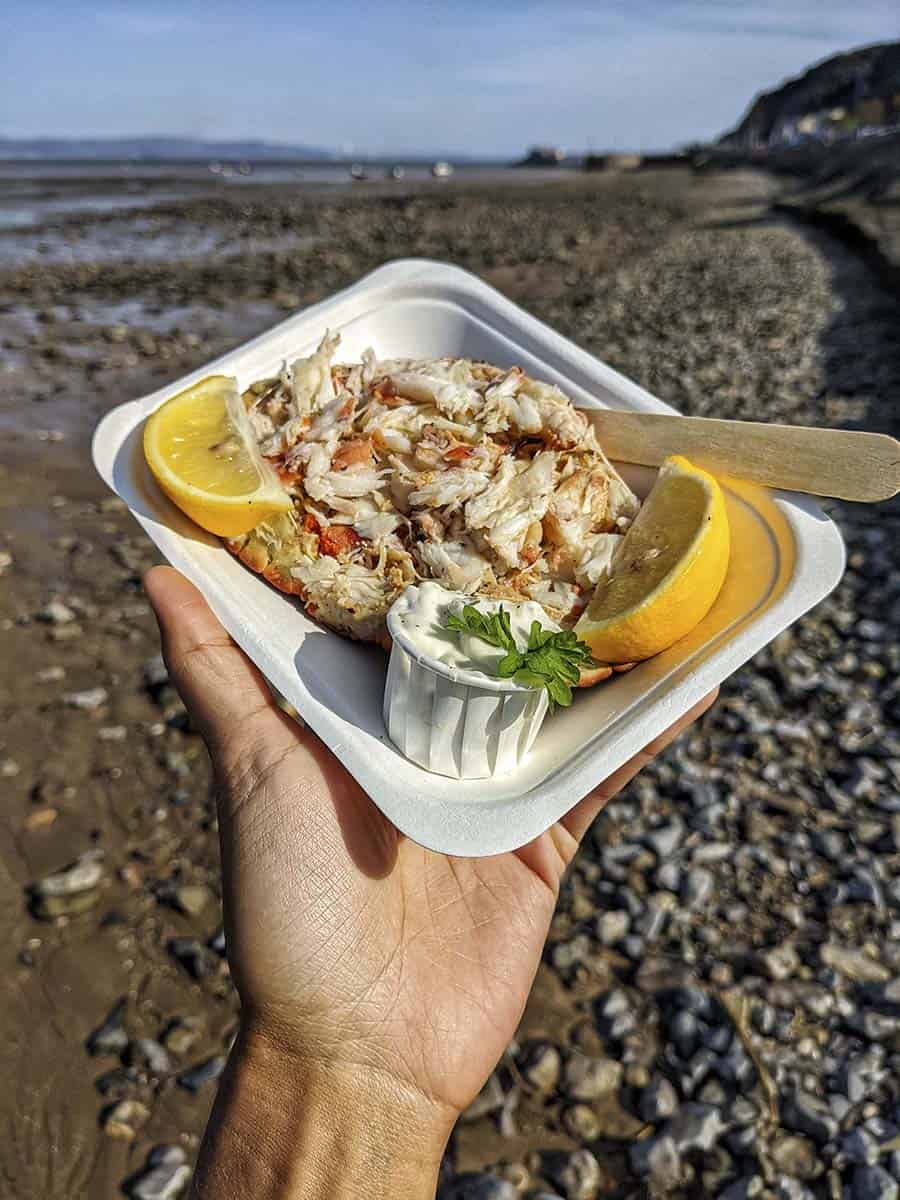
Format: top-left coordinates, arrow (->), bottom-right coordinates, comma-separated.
1,167 -> 900,1199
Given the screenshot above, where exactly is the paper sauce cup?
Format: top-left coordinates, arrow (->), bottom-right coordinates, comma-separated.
384,592 -> 549,779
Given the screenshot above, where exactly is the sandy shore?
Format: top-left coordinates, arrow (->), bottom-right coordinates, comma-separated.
2,167 -> 900,1198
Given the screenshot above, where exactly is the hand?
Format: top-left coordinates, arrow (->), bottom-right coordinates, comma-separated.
145,566 -> 717,1199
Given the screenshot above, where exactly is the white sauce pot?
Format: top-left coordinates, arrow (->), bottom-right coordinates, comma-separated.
384,585 -> 550,779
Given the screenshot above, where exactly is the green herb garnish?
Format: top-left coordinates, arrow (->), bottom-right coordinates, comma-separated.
445,605 -> 598,710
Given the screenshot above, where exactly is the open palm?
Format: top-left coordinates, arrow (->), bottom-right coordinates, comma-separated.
146,566 -> 715,1122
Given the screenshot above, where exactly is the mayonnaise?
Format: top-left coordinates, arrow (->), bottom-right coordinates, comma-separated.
383,582 -> 556,778
388,581 -> 561,683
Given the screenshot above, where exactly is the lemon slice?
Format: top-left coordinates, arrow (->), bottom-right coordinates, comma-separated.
575,455 -> 730,663
143,376 -> 292,538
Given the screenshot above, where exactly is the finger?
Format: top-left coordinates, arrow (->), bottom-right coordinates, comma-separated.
144,566 -> 291,757
560,688 -> 719,844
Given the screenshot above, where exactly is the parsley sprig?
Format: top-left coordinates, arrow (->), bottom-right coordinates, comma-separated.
445,604 -> 598,709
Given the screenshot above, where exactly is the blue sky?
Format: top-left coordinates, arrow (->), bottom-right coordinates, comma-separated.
2,1 -> 899,154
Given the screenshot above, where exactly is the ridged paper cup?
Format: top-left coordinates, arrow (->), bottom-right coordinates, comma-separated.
384,592 -> 549,780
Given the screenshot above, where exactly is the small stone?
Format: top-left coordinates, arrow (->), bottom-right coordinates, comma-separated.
719,1177 -> 763,1200
841,1128 -> 880,1166
102,1098 -> 150,1141
726,1126 -> 758,1156
656,862 -> 682,892
167,885 -> 212,917
621,935 -> 645,961
128,1159 -> 192,1200
782,1092 -> 839,1145
33,890 -> 100,919
36,667 -> 66,686
94,1066 -> 141,1097
771,1134 -> 821,1179
562,1052 -> 622,1100
551,934 -> 592,971
177,1055 -> 226,1093
34,849 -> 104,897
126,1038 -> 172,1076
563,1104 -> 602,1141
664,1103 -> 724,1153
595,910 -> 630,945
38,599 -> 76,625
624,1064 -> 649,1089
98,725 -> 127,742
629,1135 -> 681,1186
162,1016 -> 204,1057
696,1077 -> 728,1106
440,1175 -> 517,1200
646,819 -> 684,860
638,1078 -> 678,1123
31,850 -> 104,918
848,869 -> 885,907
668,986 -> 714,1017
761,941 -> 800,981
518,1040 -> 561,1093
23,807 -> 58,832
148,1147 -> 187,1167
596,989 -> 630,1022
682,868 -> 714,909
168,937 -> 217,979
536,1149 -> 601,1200
670,1010 -> 699,1058
731,1098 -> 758,1126
821,944 -> 890,983
120,862 -> 144,890
851,1166 -> 898,1200
461,1072 -> 505,1121
852,1011 -> 900,1042
143,655 -> 169,690
208,927 -> 226,955
62,686 -> 109,711
86,998 -> 129,1056
775,1182 -> 814,1200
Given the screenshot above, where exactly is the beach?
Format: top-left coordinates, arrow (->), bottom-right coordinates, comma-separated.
2,164 -> 900,1197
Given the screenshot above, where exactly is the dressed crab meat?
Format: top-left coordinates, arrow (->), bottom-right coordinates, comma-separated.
227,332 -> 640,646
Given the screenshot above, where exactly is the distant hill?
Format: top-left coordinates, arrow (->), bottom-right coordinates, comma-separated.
0,136 -> 335,161
719,41 -> 900,149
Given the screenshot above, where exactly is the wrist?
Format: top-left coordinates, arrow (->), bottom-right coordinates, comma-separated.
191,1022 -> 455,1200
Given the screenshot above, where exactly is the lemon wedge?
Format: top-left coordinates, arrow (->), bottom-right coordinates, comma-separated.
575,455 -> 730,663
143,376 -> 292,538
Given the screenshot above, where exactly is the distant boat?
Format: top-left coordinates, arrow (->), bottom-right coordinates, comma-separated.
238,161 -> 252,176
349,163 -> 368,181
431,161 -> 453,178
387,164 -> 405,180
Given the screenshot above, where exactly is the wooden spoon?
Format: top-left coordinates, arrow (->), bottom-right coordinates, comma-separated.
579,410 -> 900,503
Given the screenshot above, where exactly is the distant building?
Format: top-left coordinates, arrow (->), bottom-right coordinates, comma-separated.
519,145 -> 566,166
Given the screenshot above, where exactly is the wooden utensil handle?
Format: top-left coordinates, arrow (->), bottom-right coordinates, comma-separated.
583,410 -> 900,502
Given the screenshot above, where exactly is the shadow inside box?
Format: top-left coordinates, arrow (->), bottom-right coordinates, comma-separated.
292,628 -> 393,744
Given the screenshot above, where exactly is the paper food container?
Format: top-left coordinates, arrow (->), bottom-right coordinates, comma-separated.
92,259 -> 846,857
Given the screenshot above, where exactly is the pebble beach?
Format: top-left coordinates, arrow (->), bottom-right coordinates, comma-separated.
2,164 -> 900,1199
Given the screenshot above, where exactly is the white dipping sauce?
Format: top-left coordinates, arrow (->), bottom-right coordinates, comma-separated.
389,581 -> 561,683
